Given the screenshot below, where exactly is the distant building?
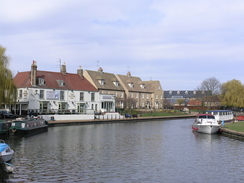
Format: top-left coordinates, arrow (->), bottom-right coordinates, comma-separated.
163,90 -> 205,108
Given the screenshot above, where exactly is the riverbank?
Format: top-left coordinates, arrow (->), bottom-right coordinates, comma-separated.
48,113 -> 197,127
221,121 -> 244,141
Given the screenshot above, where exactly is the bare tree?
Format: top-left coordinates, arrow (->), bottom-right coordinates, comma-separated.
197,77 -> 221,95
196,77 -> 221,109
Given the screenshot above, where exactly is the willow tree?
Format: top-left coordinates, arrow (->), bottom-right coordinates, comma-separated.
220,79 -> 244,108
0,45 -> 17,106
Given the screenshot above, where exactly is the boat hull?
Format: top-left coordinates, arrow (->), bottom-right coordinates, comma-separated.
10,126 -> 48,137
0,153 -> 14,162
192,124 -> 220,134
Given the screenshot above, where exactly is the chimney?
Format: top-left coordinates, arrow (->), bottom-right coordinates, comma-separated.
127,71 -> 131,77
98,67 -> 103,73
61,62 -> 66,75
31,60 -> 37,85
77,66 -> 83,78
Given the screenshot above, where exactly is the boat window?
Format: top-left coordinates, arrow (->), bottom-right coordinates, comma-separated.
208,116 -> 215,119
6,148 -> 10,153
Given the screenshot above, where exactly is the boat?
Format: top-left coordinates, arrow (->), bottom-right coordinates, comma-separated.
192,114 -> 220,134
205,110 -> 234,123
0,139 -> 14,162
9,117 -> 48,136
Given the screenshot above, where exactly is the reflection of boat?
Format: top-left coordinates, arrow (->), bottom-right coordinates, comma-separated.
192,114 -> 220,134
0,120 -> 12,136
5,162 -> 15,173
9,118 -> 48,136
205,110 -> 234,122
0,139 -> 14,162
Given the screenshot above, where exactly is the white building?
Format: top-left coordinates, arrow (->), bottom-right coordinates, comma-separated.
12,61 -> 115,117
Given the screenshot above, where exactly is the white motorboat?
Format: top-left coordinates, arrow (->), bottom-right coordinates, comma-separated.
0,139 -> 14,162
192,114 -> 220,134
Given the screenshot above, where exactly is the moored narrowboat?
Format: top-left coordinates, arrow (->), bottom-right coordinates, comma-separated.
9,118 -> 48,136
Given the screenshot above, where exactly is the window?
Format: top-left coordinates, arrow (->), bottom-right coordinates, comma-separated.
40,90 -> 44,99
19,90 -> 23,98
130,93 -> 133,98
57,80 -> 64,87
146,94 -> 149,99
156,95 -> 158,99
38,78 -> 45,85
140,84 -> 145,89
128,82 -> 134,88
60,91 -> 64,100
91,93 -> 95,101
98,79 -> 105,85
136,93 -> 138,98
120,92 -> 123,98
113,81 -> 119,86
142,94 -> 144,99
80,92 -> 84,101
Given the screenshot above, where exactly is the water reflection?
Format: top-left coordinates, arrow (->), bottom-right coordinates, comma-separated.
3,119 -> 244,182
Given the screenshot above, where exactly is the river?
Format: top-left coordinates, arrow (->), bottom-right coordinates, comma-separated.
3,118 -> 244,183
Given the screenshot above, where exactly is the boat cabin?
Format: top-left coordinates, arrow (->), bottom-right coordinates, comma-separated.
197,114 -> 215,119
205,110 -> 233,122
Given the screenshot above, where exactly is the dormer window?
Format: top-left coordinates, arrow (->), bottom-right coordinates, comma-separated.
57,80 -> 64,87
140,84 -> 145,89
128,82 -> 134,88
98,79 -> 105,85
113,81 -> 119,87
38,78 -> 45,85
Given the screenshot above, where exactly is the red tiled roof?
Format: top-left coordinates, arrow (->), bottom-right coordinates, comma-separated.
13,70 -> 98,92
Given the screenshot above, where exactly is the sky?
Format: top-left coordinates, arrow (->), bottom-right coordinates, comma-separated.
1,0 -> 244,90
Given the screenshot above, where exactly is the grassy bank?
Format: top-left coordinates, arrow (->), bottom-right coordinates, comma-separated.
141,112 -> 190,117
224,121 -> 244,132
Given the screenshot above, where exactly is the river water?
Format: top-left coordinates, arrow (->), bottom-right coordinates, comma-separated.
3,118 -> 244,183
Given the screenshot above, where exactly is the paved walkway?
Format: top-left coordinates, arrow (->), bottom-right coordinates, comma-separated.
48,113 -> 197,127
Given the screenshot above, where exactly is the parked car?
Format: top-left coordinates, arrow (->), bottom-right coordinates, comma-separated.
0,111 -> 15,119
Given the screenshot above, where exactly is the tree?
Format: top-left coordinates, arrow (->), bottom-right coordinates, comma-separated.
177,99 -> 185,107
220,79 -> 244,108
197,77 -> 221,95
196,77 -> 221,109
0,45 -> 17,106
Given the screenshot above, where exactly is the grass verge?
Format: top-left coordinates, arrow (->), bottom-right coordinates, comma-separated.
224,121 -> 244,132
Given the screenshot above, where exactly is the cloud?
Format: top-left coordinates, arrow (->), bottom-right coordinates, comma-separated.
2,0 -> 244,90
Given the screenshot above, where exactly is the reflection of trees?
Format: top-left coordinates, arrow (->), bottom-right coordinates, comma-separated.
0,45 -> 17,106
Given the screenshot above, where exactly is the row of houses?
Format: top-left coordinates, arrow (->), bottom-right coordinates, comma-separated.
10,61 -> 164,116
